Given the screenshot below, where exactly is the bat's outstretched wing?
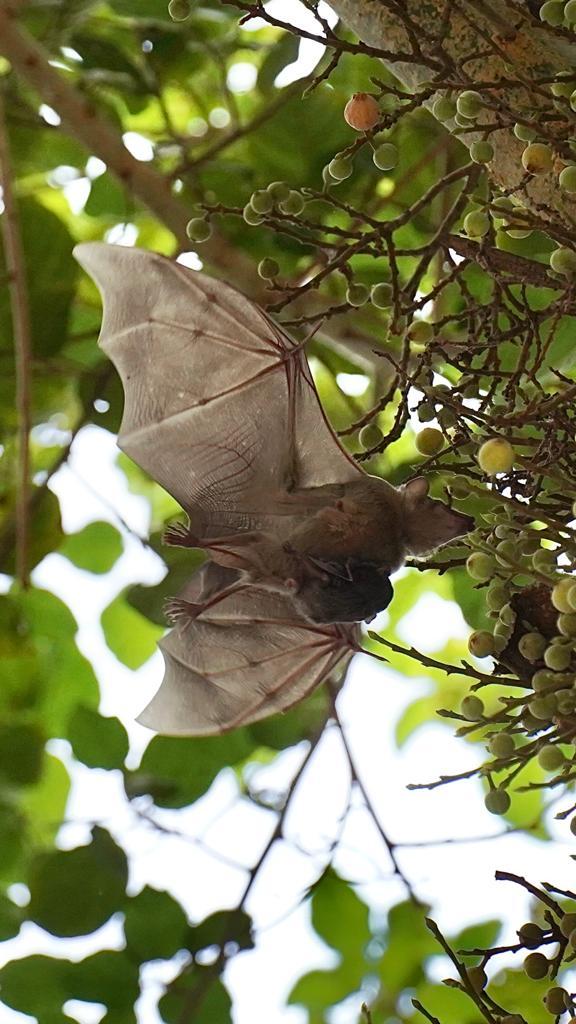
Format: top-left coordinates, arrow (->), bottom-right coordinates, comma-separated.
137,563 -> 357,735
74,243 -> 362,537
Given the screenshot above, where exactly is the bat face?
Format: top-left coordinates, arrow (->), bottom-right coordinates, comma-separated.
74,243 -> 472,735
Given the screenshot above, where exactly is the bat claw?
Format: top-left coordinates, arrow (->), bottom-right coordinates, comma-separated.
164,597 -> 203,624
163,522 -> 200,548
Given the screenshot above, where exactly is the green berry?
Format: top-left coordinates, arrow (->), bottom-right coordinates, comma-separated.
552,578 -> 575,612
544,643 -> 571,671
461,695 -> 485,721
486,584 -> 510,612
518,921 -> 544,948
566,0 -> 576,22
524,953 -> 549,979
457,90 -> 483,119
242,204 -> 263,226
559,165 -> 576,193
415,427 -> 444,456
373,143 -> 398,170
464,210 -> 490,237
477,438 -> 514,474
545,987 -> 569,1015
250,189 -> 274,214
359,423 -> 383,449
279,191 -> 305,216
540,0 -> 565,24
346,283 -> 369,307
454,112 -> 475,128
568,584 -> 576,610
433,96 -> 456,121
558,613 -> 576,637
485,788 -> 511,815
531,668 -> 556,692
529,695 -> 557,721
258,258 -> 279,280
550,246 -> 576,276
560,913 -> 576,938
498,602 -> 516,626
168,0 -> 191,20
185,217 -> 211,242
519,632 -> 547,662
538,744 -> 566,771
489,733 -> 515,759
521,143 -> 553,174
466,552 -> 496,581
532,548 -> 556,573
513,122 -> 537,142
328,155 -> 353,181
468,630 -> 495,658
370,282 -> 393,308
267,180 -> 290,202
407,320 -> 433,344
495,541 -> 516,567
470,140 -> 494,163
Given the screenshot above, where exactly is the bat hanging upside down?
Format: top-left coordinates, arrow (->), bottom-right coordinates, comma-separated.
74,243 -> 472,735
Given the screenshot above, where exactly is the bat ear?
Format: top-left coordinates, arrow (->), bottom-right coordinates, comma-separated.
402,476 -> 430,506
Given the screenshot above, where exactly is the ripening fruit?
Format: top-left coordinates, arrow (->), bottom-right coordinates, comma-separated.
549,246 -> 576,276
433,96 -> 456,121
267,180 -> 290,202
359,423 -> 383,449
559,913 -> 576,938
328,155 -> 353,181
478,438 -> 514,475
415,427 -> 444,456
468,965 -> 487,991
258,258 -> 279,280
464,210 -> 490,237
168,0 -> 191,19
537,744 -> 566,771
407,320 -> 433,344
470,140 -> 494,164
518,632 -> 547,662
344,93 -> 380,131
373,143 -> 398,170
346,283 -> 369,307
466,552 -> 495,581
461,695 -> 484,721
566,0 -> 576,22
279,191 -> 305,216
456,90 -> 483,119
545,988 -> 569,1015
250,189 -> 274,214
242,204 -> 263,226
370,282 -> 393,308
518,921 -> 544,948
544,643 -> 571,671
524,952 -> 549,979
489,733 -> 515,759
468,631 -> 495,658
552,578 -> 575,613
540,0 -> 565,23
514,122 -> 537,142
559,165 -> 576,192
485,788 -> 511,815
185,218 -> 211,242
521,143 -> 553,174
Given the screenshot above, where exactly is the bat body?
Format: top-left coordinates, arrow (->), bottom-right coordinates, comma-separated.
74,243 -> 472,735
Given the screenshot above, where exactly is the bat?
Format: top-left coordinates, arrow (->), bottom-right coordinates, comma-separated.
74,242 -> 472,734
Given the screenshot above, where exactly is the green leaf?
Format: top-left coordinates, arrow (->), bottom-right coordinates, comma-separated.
20,752 -> 71,847
67,705 -> 129,770
0,488 -> 62,576
0,892 -> 22,941
257,34 -> 300,92
59,520 -> 123,574
0,722 -> 44,786
101,592 -> 164,668
124,886 -> 189,961
129,731 -> 253,808
158,970 -> 232,1024
187,909 -> 253,955
28,826 -> 128,936
85,173 -> 131,218
0,199 -> 77,356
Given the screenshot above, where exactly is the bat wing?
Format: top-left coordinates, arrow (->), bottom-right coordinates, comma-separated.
74,243 -> 362,537
137,562 -> 357,735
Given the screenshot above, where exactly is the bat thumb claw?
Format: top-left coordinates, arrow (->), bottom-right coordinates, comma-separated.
164,597 -> 203,624
163,522 -> 200,548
